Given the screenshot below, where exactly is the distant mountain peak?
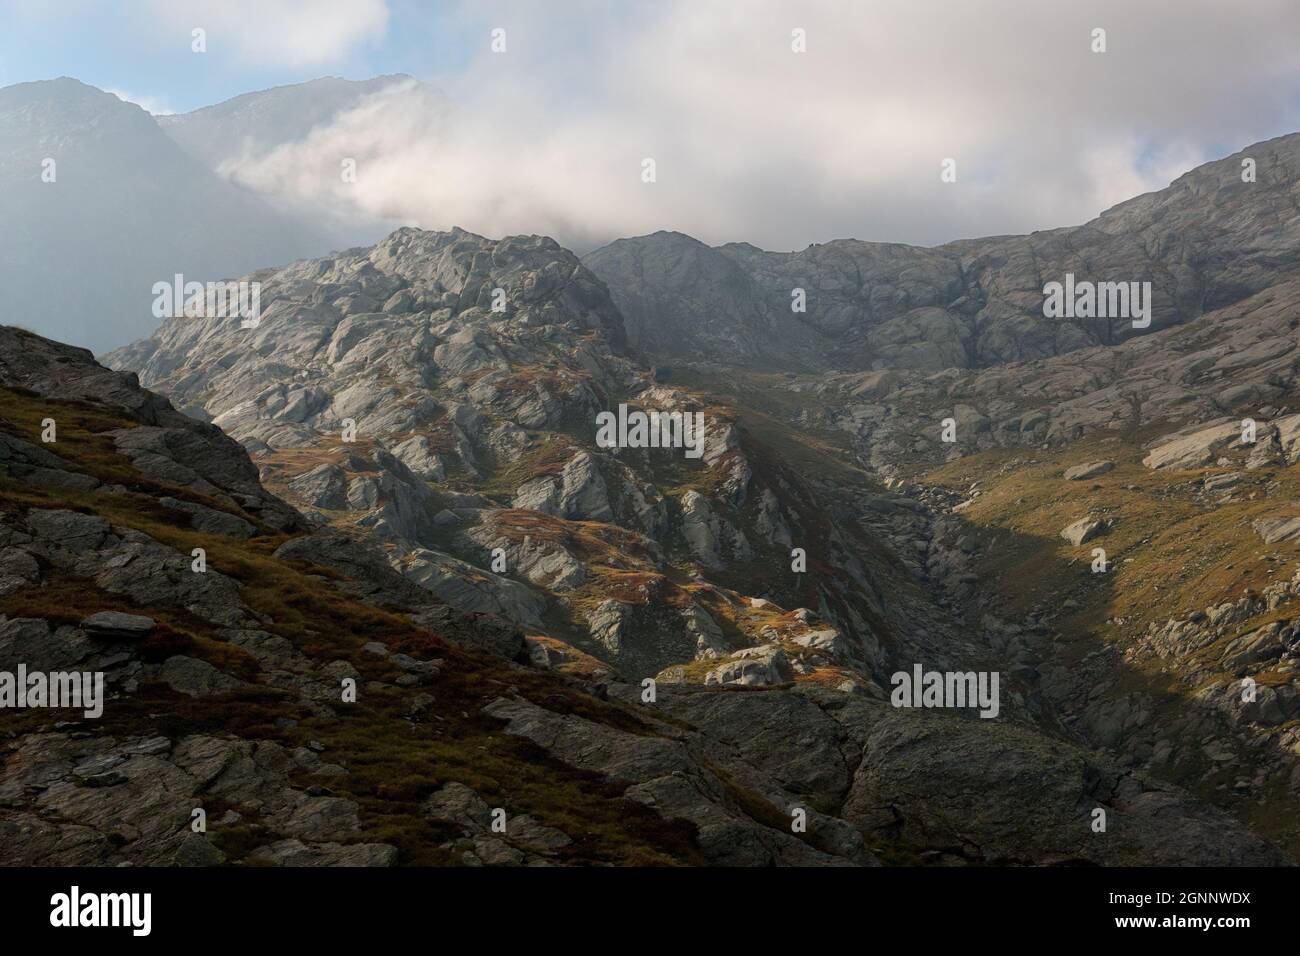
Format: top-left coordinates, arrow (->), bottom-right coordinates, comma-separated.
0,77 -> 336,353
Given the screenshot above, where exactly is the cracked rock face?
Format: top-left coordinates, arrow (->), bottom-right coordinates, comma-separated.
840,708 -> 1288,866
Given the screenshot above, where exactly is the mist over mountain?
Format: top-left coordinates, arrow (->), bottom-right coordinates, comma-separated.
7,70 -> 1297,361
0,78 -> 348,354
158,74 -> 416,172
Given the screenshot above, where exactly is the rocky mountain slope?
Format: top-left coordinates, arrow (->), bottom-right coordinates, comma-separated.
106,226 -> 928,692
81,213 -> 1300,864
575,131 -> 1300,860
631,143 -> 1300,857
586,132 -> 1300,373
7,325 -> 1275,865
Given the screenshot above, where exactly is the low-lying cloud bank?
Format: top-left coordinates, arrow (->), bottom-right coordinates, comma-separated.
204,0 -> 1300,252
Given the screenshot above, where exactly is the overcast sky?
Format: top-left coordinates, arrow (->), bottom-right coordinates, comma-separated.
4,0 -> 1300,252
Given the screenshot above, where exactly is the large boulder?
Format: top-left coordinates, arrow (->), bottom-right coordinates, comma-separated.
1063,460 -> 1113,481
1143,421 -> 1243,470
1060,517 -> 1109,546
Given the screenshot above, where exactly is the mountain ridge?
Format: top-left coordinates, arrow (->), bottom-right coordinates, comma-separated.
585,130 -> 1300,373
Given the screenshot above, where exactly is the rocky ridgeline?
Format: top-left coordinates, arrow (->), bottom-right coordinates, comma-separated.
587,135 -> 1300,490
586,133 -> 1300,373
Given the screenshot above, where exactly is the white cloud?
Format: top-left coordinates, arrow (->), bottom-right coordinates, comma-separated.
105,87 -> 173,116
144,0 -> 389,68
205,0 -> 1300,251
